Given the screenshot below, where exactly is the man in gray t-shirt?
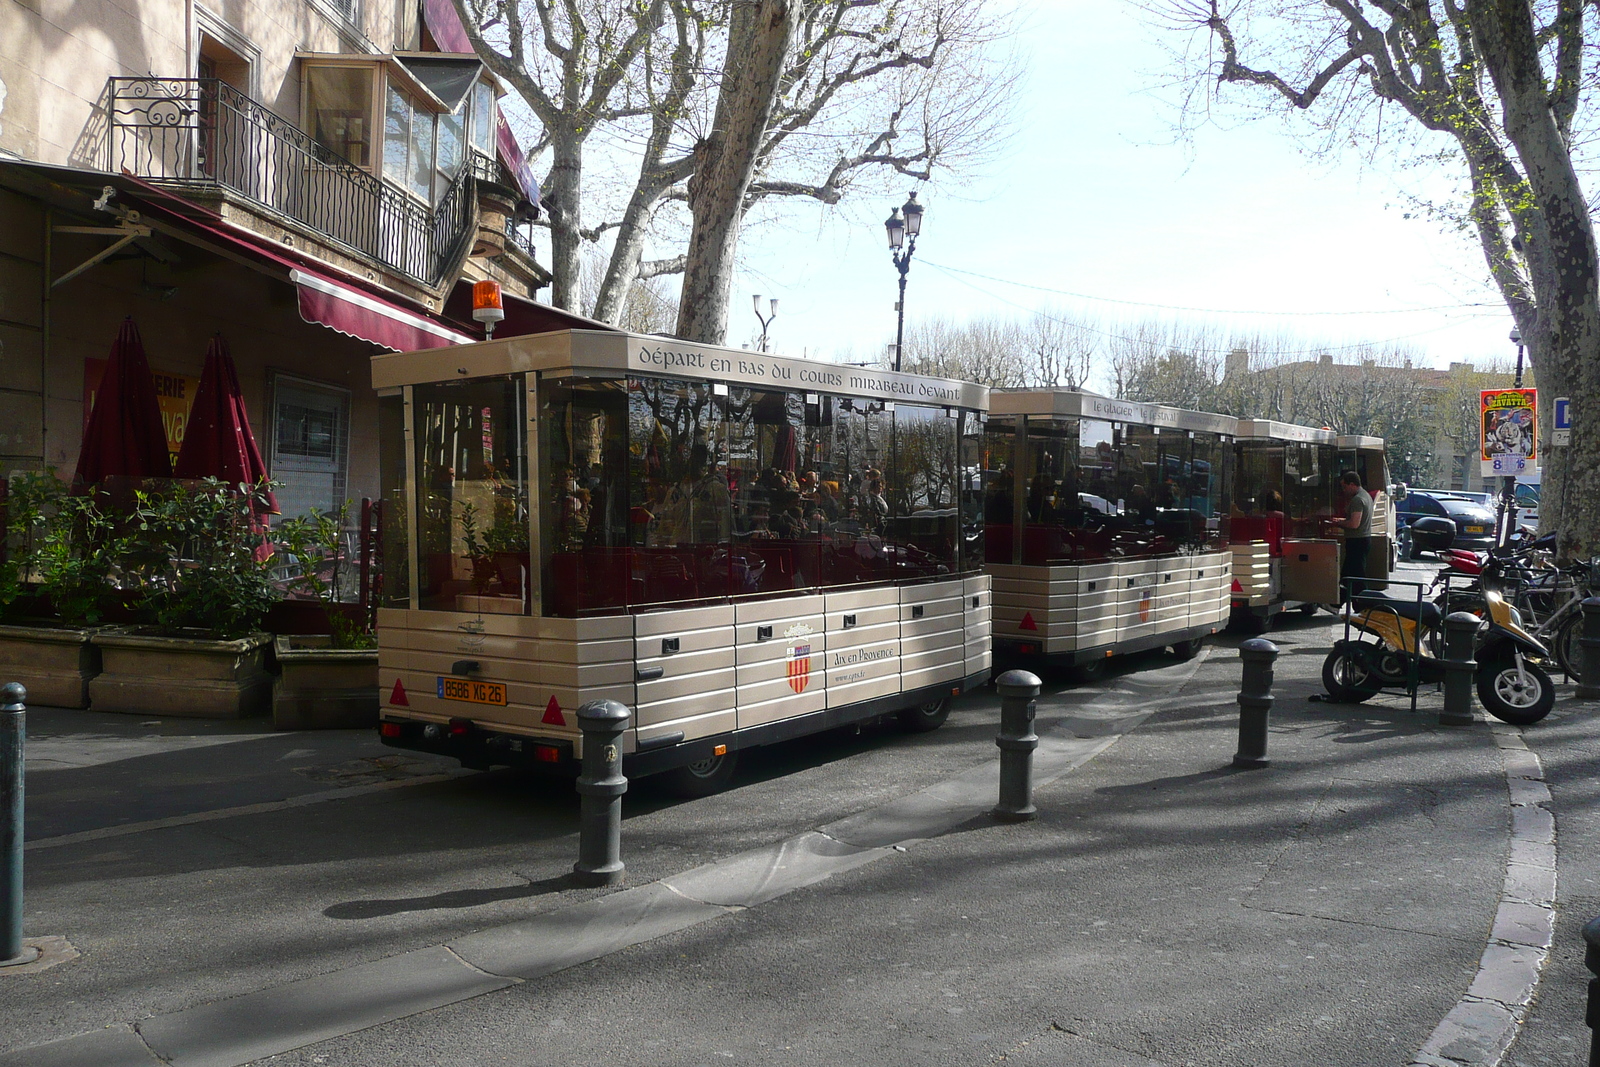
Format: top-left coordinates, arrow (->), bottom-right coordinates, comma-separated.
1336,471 -> 1373,601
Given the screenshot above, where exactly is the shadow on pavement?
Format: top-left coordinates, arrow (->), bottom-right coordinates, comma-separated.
324,872 -> 574,920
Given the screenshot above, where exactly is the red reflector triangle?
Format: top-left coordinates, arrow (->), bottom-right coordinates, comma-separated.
1019,611 -> 1038,631
1230,579 -> 1243,593
389,679 -> 409,706
542,696 -> 566,726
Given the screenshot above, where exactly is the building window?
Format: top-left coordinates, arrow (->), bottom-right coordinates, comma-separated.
305,65 -> 374,166
271,375 -> 351,520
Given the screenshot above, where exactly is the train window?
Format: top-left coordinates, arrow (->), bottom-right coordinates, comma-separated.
627,377 -> 730,607
725,387 -> 821,594
887,403 -> 959,578
412,375 -> 530,614
959,410 -> 987,572
539,377 -> 629,616
377,392 -> 410,606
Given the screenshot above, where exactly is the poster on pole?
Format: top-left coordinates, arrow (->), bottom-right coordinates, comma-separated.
1480,388 -> 1538,477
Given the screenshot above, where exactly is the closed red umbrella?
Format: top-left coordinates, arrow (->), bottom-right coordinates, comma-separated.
74,317 -> 173,485
174,334 -> 279,515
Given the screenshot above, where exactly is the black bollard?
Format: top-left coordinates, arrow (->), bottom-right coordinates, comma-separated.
992,669 -> 1042,822
572,699 -> 630,887
1577,597 -> 1600,701
1584,914 -> 1600,1065
1440,611 -> 1478,726
1233,639 -> 1278,769
1,682 -> 31,967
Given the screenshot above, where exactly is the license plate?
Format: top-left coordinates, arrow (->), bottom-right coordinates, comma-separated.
1463,525 -> 1485,534
437,677 -> 507,706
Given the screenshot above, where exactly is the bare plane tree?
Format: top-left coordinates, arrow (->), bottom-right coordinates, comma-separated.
453,0 -> 1016,344
1144,0 -> 1600,553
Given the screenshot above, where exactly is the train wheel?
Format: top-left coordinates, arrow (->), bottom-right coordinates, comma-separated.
898,695 -> 951,733
1070,656 -> 1109,683
1171,636 -> 1205,661
659,750 -> 740,797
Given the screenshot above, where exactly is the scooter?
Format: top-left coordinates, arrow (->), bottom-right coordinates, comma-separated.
1321,573 -> 1554,725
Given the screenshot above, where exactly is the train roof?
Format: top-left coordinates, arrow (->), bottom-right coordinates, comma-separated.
1335,434 -> 1386,451
1234,418 -> 1339,445
988,389 -> 1237,436
371,329 -> 989,410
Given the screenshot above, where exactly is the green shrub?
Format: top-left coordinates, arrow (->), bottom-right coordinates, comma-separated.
126,479 -> 280,638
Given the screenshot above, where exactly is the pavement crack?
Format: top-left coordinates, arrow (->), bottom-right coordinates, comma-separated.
441,943 -> 523,984
129,1021 -> 170,1064
1239,903 -> 1487,946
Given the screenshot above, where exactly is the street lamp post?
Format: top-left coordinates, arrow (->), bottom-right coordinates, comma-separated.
884,192 -> 923,373
1497,325 -> 1527,545
752,294 -> 778,353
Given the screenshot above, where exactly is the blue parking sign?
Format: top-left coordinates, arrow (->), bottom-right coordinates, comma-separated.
1555,396 -> 1571,446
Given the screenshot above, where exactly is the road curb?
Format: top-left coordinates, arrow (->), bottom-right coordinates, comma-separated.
1409,723 -> 1556,1067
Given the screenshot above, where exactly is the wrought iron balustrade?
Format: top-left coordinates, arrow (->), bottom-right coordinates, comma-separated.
108,77 -> 476,288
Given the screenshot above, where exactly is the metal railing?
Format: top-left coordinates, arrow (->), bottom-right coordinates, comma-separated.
108,77 -> 476,288
467,149 -> 540,261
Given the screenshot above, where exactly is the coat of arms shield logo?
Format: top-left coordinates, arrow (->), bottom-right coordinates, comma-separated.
785,623 -> 814,695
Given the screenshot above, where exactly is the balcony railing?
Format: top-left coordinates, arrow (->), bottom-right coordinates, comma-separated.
108,77 -> 477,288
467,150 -> 540,261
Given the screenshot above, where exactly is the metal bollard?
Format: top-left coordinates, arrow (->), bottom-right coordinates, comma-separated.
992,669 -> 1042,822
1584,914 -> 1600,1065
1440,611 -> 1479,725
1578,597 -> 1600,701
1,683 -> 31,967
572,699 -> 630,887
1233,639 -> 1278,769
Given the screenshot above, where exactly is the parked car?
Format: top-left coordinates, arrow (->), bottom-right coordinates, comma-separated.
1397,490 -> 1499,557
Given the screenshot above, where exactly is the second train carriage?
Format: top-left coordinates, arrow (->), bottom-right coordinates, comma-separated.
1229,420 -> 1393,629
982,390 -> 1236,673
370,329 -> 993,794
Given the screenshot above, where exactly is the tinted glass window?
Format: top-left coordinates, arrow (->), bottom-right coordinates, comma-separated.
412,376 -> 529,614
539,377 -> 629,616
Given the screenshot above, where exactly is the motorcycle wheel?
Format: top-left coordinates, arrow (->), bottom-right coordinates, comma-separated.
1476,656 -> 1554,725
1322,644 -> 1381,703
1554,614 -> 1583,683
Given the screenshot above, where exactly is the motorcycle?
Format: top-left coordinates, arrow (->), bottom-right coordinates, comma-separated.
1321,572 -> 1555,725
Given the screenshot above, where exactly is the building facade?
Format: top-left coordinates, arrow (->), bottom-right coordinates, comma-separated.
0,0 -> 577,516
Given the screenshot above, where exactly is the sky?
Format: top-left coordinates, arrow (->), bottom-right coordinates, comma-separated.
710,2 -> 1518,387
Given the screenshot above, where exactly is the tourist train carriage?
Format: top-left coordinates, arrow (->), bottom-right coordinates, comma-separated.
1336,434 -> 1398,575
982,390 -> 1235,673
369,329 -> 992,793
1230,420 -> 1388,629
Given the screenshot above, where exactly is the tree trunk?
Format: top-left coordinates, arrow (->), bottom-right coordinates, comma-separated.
543,129 -> 584,312
674,1 -> 797,345
1469,0 -> 1600,556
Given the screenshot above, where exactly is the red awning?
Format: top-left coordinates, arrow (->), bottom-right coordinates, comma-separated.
291,269 -> 475,352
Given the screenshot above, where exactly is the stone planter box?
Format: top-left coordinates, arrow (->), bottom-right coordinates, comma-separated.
0,623 -> 102,708
89,630 -> 273,719
272,636 -> 379,731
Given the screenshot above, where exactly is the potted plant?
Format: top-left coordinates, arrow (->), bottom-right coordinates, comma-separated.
267,503 -> 379,730
89,479 -> 280,719
0,472 -> 121,708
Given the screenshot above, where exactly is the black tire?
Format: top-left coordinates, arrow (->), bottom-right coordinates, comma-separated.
1297,602 -> 1319,616
658,750 -> 740,797
1321,644 -> 1381,703
1476,656 -> 1554,725
898,695 -> 952,733
1070,655 -> 1109,683
1239,610 -> 1272,635
1554,614 -> 1583,683
1171,636 -> 1205,661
